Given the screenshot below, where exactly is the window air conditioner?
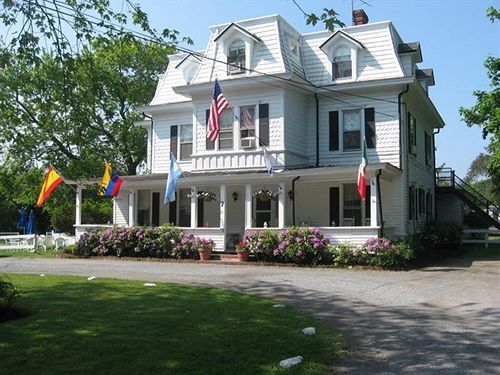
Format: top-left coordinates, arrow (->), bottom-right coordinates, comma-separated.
240,137 -> 255,149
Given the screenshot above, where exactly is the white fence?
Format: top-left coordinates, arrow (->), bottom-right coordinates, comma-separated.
462,229 -> 500,248
0,233 -> 76,252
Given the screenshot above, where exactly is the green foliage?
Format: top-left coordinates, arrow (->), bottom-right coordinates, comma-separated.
329,239 -> 414,269
76,226 -> 202,259
487,6 -> 500,22
0,274 -> 19,309
306,8 -> 345,31
416,222 -> 463,250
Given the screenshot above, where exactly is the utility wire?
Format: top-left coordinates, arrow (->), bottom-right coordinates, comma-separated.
34,0 -> 400,107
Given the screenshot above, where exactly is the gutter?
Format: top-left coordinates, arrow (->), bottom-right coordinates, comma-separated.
314,93 -> 319,167
142,113 -> 153,174
398,85 -> 410,169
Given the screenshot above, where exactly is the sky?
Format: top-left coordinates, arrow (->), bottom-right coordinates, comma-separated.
128,0 -> 499,178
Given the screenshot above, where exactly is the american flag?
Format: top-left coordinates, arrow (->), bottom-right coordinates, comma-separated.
207,79 -> 229,142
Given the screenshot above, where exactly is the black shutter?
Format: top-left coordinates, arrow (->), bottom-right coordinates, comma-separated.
197,198 -> 204,227
169,200 -> 177,225
206,109 -> 215,150
365,185 -> 371,220
365,108 -> 376,148
170,125 -> 178,158
259,103 -> 269,146
152,192 -> 160,227
329,111 -> 339,151
329,187 -> 340,226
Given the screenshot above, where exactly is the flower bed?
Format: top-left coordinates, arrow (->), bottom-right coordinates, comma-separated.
75,225 -> 210,260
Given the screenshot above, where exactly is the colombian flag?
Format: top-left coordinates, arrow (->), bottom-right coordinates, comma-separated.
36,166 -> 64,207
100,161 -> 122,197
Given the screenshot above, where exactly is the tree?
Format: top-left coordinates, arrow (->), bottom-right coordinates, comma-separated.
464,153 -> 500,205
459,8 -> 500,193
0,37 -> 172,177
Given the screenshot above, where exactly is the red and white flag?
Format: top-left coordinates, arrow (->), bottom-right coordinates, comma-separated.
357,140 -> 368,200
206,79 -> 229,142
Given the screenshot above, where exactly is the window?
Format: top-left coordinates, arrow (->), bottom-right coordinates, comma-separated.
408,113 -> 417,154
425,131 -> 432,166
184,66 -> 197,84
178,188 -> 191,227
343,184 -> 361,226
343,110 -> 361,150
137,190 -> 150,226
255,197 -> 272,227
240,105 -> 256,140
408,186 -> 416,220
219,108 -> 234,150
418,188 -> 425,216
179,125 -> 193,160
332,46 -> 352,79
228,39 -> 245,74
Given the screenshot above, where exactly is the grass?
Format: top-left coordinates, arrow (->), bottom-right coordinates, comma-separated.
0,274 -> 346,374
0,248 -> 57,258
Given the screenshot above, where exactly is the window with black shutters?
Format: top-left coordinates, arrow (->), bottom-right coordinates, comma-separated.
343,110 -> 361,150
179,124 -> 193,160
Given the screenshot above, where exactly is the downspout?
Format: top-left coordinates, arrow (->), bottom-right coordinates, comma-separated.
398,85 -> 410,234
376,169 -> 384,238
292,176 -> 301,226
314,93 -> 319,167
398,85 -> 410,169
142,113 -> 153,174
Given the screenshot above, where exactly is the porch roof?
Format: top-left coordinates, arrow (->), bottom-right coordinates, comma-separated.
69,162 -> 400,189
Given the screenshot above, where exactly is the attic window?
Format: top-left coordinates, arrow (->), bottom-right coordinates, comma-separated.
333,46 -> 352,79
184,66 -> 197,84
228,39 -> 245,74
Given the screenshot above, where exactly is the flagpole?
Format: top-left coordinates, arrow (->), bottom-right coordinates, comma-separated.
50,165 -> 77,192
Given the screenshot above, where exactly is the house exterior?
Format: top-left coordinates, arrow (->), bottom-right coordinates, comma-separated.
74,10 -> 445,251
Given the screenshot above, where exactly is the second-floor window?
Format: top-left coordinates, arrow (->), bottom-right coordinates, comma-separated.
332,46 -> 352,80
425,131 -> 432,166
343,109 -> 361,150
219,108 -> 234,150
179,124 -> 193,160
408,112 -> 417,154
240,105 -> 256,140
228,39 -> 245,74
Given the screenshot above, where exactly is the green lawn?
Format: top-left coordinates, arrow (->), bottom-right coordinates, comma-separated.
0,274 -> 345,374
0,249 -> 57,258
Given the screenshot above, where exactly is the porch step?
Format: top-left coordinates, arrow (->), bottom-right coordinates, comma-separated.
200,252 -> 244,263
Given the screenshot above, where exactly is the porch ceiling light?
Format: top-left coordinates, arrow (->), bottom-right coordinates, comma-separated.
288,190 -> 294,201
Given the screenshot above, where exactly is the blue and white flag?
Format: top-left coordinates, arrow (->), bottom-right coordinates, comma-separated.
262,146 -> 273,177
164,155 -> 183,204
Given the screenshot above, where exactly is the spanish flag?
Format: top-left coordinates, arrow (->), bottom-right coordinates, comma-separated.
36,166 -> 64,207
100,161 -> 122,197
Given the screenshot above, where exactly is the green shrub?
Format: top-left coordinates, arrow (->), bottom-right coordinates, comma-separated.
0,274 -> 19,309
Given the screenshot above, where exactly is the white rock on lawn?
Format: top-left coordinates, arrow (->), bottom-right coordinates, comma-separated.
87,276 -> 96,280
279,356 -> 303,368
144,283 -> 156,287
273,304 -> 286,308
302,327 -> 316,335
40,274 -> 45,277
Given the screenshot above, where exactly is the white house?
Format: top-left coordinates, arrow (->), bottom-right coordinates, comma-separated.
75,9 -> 445,251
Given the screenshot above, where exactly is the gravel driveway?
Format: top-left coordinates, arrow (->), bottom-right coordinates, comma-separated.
1,256 -> 499,374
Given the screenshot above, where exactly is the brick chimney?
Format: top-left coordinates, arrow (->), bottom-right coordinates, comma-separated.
352,9 -> 369,26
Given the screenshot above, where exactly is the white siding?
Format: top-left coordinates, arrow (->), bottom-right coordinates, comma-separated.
113,192 -> 129,226
192,17 -> 286,85
315,90 -> 401,167
283,90 -> 312,160
302,22 -> 404,86
150,55 -> 191,106
152,110 -> 193,174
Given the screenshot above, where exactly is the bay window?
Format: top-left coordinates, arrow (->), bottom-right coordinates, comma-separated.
219,108 -> 234,150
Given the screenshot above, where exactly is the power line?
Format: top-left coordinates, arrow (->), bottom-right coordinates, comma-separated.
31,0 -> 400,108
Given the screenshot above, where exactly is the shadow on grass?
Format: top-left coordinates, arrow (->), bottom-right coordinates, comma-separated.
223,280 -> 500,374
0,276 -> 344,374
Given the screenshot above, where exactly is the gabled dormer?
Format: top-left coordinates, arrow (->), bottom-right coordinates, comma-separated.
214,23 -> 262,75
175,53 -> 202,84
319,30 -> 365,83
398,42 -> 422,76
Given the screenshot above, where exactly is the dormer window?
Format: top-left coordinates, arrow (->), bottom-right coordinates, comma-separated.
184,66 -> 197,84
228,39 -> 246,74
333,46 -> 352,79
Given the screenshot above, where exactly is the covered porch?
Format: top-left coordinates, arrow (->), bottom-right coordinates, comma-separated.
74,163 -> 401,251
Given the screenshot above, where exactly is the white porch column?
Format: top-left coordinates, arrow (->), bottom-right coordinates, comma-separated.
190,185 -> 198,228
220,184 -> 226,229
128,190 -> 136,227
245,184 -> 252,229
370,177 -> 378,227
278,182 -> 285,228
75,185 -> 82,226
